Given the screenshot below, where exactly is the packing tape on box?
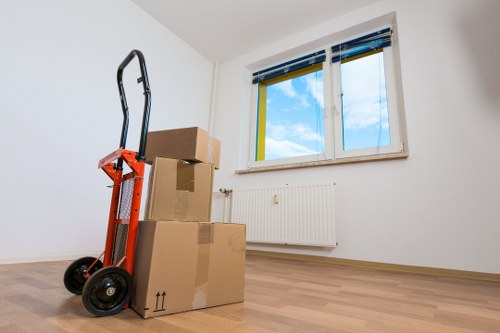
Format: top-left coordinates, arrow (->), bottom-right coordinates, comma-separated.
197,223 -> 214,244
175,161 -> 195,217
192,223 -> 214,309
175,191 -> 189,217
176,162 -> 195,192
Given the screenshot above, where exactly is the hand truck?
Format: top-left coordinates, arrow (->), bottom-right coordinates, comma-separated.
63,50 -> 151,316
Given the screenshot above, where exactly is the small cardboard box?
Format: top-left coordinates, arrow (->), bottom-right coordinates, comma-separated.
145,127 -> 221,169
145,157 -> 214,222
131,221 -> 246,318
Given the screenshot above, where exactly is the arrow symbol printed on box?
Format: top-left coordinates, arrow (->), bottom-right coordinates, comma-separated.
161,291 -> 166,310
154,291 -> 167,312
155,292 -> 161,310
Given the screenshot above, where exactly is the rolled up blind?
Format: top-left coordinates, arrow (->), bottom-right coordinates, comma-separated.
252,50 -> 326,84
331,27 -> 392,63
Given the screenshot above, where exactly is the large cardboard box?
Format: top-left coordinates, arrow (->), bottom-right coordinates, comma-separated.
132,221 -> 246,318
145,127 -> 221,169
146,157 -> 214,222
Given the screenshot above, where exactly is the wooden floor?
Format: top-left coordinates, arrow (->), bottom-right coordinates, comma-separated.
1,254 -> 500,333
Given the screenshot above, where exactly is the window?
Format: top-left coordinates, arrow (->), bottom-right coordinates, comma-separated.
249,27 -> 405,168
252,51 -> 327,163
331,27 -> 402,158
256,64 -> 324,161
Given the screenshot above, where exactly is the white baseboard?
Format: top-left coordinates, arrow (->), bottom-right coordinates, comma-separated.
0,251 -> 102,265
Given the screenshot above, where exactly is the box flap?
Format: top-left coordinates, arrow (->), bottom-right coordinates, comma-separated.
145,127 -> 221,168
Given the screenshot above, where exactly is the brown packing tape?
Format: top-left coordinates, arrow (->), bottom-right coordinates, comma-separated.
175,190 -> 189,217
176,161 -> 195,192
198,223 -> 214,244
192,223 -> 213,309
174,161 -> 194,218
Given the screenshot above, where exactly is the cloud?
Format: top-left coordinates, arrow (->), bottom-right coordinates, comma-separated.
267,121 -> 323,142
297,94 -> 310,109
290,123 -> 323,142
267,122 -> 287,140
340,52 -> 389,131
304,75 -> 324,109
265,137 -> 317,159
343,100 -> 389,131
273,80 -> 296,98
270,78 -> 310,110
265,121 -> 324,159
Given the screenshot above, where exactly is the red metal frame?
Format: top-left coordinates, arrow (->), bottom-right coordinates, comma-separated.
98,148 -> 145,275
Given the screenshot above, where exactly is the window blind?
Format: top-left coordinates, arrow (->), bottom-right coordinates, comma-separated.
331,27 -> 392,63
252,50 -> 326,84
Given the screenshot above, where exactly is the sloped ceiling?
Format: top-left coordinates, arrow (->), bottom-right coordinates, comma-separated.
131,0 -> 379,62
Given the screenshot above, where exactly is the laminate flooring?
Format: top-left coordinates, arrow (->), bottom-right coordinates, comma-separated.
0,254 -> 499,333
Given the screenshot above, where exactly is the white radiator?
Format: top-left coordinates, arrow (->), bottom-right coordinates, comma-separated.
230,183 -> 336,247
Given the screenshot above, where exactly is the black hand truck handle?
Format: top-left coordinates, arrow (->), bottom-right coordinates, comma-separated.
116,49 -> 151,168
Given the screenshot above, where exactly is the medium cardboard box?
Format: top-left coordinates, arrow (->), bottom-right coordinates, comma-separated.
146,157 -> 214,222
145,127 -> 221,169
131,221 -> 246,318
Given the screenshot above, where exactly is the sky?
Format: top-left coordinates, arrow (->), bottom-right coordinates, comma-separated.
340,52 -> 390,151
262,52 -> 390,160
265,70 -> 324,160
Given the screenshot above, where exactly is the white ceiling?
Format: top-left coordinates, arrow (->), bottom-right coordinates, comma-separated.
131,0 -> 379,62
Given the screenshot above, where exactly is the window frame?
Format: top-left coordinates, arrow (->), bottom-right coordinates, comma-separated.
332,46 -> 403,158
248,26 -> 406,170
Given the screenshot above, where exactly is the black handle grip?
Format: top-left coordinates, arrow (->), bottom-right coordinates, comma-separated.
116,50 -> 151,167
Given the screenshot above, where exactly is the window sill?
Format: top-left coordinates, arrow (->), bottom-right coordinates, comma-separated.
235,151 -> 409,174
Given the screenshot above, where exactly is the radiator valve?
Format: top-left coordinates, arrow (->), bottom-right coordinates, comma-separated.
273,194 -> 279,204
219,188 -> 233,197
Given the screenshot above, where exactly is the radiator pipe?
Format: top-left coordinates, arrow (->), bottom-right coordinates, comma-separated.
219,188 -> 233,223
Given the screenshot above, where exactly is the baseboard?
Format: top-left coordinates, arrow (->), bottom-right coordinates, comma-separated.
246,250 -> 500,282
0,251 -> 101,265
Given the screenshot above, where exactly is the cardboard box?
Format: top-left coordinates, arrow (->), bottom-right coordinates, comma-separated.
145,157 -> 214,222
145,127 -> 221,169
132,221 -> 246,318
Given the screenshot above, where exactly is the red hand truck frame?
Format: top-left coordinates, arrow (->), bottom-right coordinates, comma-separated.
63,50 -> 151,317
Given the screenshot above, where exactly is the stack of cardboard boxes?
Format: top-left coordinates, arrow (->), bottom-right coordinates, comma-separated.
131,127 -> 246,319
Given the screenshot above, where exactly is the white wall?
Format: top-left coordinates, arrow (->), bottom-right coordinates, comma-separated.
0,0 -> 213,263
212,0 -> 500,274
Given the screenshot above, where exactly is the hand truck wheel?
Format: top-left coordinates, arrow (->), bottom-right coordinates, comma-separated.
81,266 -> 133,316
63,256 -> 103,295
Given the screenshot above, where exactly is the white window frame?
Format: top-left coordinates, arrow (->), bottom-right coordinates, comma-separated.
332,46 -> 403,159
247,26 -> 405,169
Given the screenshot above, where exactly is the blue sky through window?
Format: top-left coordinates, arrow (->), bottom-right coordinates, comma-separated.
340,52 -> 390,151
261,52 -> 390,160
264,70 -> 324,160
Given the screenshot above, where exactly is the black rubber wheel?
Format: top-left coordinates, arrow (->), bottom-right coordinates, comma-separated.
64,256 -> 103,295
81,266 -> 133,317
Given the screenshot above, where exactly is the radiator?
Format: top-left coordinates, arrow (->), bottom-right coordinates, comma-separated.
230,183 -> 336,247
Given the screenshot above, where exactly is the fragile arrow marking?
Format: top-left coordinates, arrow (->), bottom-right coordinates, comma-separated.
155,292 -> 160,310
161,291 -> 166,310
153,291 -> 167,312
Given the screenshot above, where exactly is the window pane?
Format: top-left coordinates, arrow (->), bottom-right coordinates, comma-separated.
340,52 -> 391,151
259,70 -> 324,160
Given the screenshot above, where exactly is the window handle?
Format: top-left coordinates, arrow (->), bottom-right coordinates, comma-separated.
333,106 -> 341,116
325,106 -> 339,118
